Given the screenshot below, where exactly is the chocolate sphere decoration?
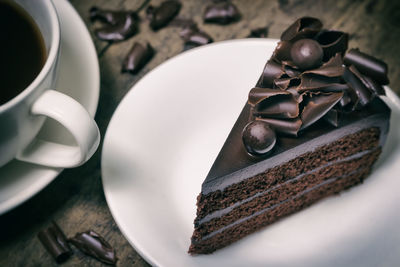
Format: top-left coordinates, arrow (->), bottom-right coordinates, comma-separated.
290,39 -> 323,70
242,121 -> 276,155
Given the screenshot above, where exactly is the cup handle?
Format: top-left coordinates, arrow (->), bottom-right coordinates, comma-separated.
16,90 -> 100,168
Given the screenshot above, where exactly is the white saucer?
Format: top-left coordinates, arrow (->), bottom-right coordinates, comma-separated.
102,39 -> 400,267
0,0 -> 99,215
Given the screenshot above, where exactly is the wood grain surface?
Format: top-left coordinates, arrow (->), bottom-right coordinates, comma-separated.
0,0 -> 399,266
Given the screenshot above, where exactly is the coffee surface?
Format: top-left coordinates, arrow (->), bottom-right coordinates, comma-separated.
0,0 -> 46,105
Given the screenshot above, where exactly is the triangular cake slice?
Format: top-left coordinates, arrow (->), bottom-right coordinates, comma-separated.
189,17 -> 391,255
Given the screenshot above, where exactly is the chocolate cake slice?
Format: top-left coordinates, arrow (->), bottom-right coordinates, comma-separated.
189,17 -> 391,255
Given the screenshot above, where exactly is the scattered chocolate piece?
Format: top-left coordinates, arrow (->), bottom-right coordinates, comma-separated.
290,39 -> 323,70
242,120 -> 276,155
180,24 -> 213,48
69,230 -> 117,265
344,48 -> 389,85
37,221 -> 72,263
122,42 -> 155,74
146,0 -> 182,31
248,26 -> 269,38
89,7 -> 139,42
203,0 -> 241,25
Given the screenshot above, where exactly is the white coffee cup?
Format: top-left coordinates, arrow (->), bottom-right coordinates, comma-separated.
0,0 -> 100,168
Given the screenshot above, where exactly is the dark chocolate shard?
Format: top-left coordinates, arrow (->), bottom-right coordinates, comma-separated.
315,30 -> 348,61
37,221 -> 72,263
256,60 -> 285,88
283,65 -> 302,77
203,0 -> 241,25
180,24 -> 213,47
256,117 -> 302,137
69,230 -> 117,265
362,75 -> 386,96
147,0 -> 182,31
122,42 -> 154,74
300,92 -> 343,129
90,7 -> 139,42
280,17 -> 323,41
343,65 -> 374,108
248,26 -> 269,38
344,48 -> 389,85
242,120 -> 276,155
251,89 -> 300,119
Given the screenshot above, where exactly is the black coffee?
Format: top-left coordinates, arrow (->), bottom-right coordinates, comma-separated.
0,0 -> 47,105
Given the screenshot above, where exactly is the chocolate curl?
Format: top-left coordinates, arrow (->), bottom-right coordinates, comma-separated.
300,92 -> 343,129
344,48 -> 389,85
280,17 -> 323,41
283,65 -> 301,77
248,87 -> 291,106
274,77 -> 301,90
90,7 -> 139,42
250,88 -> 300,119
122,42 -> 154,74
69,230 -> 117,265
256,60 -> 285,88
256,117 -> 302,137
343,65 -> 374,108
146,0 -> 182,31
315,30 -> 348,61
272,41 -> 293,63
203,0 -> 241,25
37,221 -> 72,263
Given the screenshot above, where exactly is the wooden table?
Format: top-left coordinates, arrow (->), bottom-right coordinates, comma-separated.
1,0 -> 399,266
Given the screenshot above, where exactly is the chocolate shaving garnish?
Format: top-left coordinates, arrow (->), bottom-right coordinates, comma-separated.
180,24 -> 213,48
344,48 -> 389,85
300,92 -> 343,129
315,30 -> 348,61
69,230 -> 117,265
274,77 -> 301,90
302,53 -> 344,77
146,0 -> 182,31
343,65 -> 374,108
122,42 -> 154,74
256,60 -> 285,88
248,87 -> 291,106
203,0 -> 241,25
89,7 -> 139,42
280,17 -> 322,41
243,16 -> 389,155
248,26 -> 269,38
272,41 -> 293,63
37,221 -> 72,263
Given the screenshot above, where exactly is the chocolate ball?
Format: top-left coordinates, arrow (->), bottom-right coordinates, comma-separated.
290,39 -> 323,70
242,120 -> 276,156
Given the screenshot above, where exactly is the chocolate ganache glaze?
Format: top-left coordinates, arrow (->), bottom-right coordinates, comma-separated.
244,17 -> 389,155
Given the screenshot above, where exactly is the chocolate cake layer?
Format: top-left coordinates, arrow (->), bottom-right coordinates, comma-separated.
189,167 -> 371,254
193,148 -> 380,238
196,125 -> 383,220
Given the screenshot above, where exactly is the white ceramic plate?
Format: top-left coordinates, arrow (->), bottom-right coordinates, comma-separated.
0,0 -> 99,215
102,39 -> 400,267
